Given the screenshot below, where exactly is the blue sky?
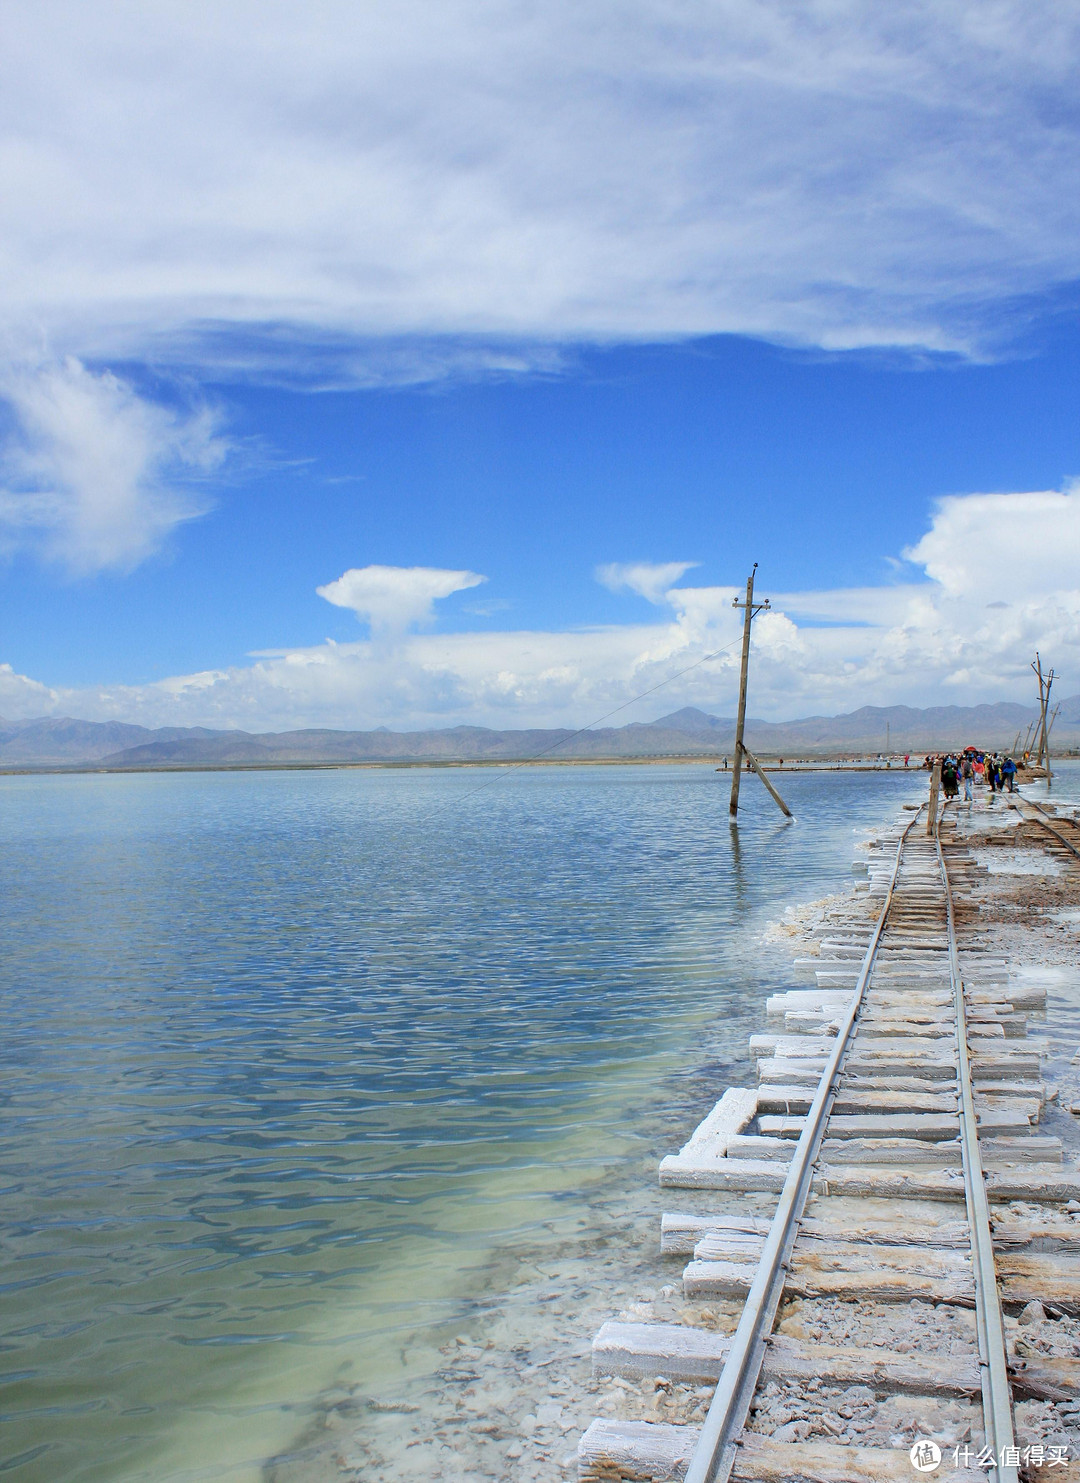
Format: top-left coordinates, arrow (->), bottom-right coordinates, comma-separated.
9,333 -> 1080,687
3,3 -> 1080,729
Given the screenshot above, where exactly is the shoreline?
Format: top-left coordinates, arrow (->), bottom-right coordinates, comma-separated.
260,782 -> 1080,1481
0,758 -> 989,778
257,791 -> 913,1481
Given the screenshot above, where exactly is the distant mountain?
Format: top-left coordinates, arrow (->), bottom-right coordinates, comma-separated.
1,697 -> 1074,769
0,716 -> 226,763
636,707 -> 735,735
1056,693 -> 1080,724
741,702 -> 1041,752
90,723 -> 702,766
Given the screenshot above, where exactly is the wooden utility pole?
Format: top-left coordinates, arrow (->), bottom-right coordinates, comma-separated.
743,746 -> 793,818
729,565 -> 791,819
927,758 -> 942,836
1044,703 -> 1060,782
1032,653 -> 1055,789
729,566 -> 761,816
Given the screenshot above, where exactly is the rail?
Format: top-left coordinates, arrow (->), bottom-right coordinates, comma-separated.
1016,796 -> 1080,862
936,828 -> 1017,1483
682,809 -> 922,1483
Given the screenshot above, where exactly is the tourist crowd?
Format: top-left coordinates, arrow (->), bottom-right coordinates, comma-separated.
924,749 -> 1020,801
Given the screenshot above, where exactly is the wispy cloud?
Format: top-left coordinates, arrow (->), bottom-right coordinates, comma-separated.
7,488 -> 1080,728
0,357 -> 227,573
4,3 -> 1080,379
595,561 -> 698,604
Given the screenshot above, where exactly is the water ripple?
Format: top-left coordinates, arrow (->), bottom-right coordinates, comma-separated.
1,763 -> 924,1482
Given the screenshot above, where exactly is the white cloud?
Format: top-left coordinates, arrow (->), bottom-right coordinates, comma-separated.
7,487 -> 1080,731
0,357 -> 226,573
315,564 -> 486,633
2,3 -> 1080,375
595,561 -> 698,604
903,486 -> 1080,599
0,661 -> 57,718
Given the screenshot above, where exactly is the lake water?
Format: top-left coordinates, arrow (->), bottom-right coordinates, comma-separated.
0,760 -> 991,1482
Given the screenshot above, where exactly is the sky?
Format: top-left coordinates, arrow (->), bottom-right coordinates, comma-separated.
3,1 -> 1080,732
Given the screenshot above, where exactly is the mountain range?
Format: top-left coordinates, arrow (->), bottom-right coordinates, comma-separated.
1,698 -> 1077,768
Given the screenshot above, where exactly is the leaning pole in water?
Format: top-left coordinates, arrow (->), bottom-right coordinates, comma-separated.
729,565 -> 791,820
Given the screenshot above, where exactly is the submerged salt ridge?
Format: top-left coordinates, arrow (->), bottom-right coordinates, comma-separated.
0,762 -> 962,1482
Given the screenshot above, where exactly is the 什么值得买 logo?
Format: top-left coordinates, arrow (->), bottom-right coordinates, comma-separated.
909,1439 -> 941,1472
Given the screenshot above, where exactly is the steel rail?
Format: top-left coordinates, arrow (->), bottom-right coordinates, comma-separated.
1016,796 -> 1080,862
936,829 -> 1018,1483
683,810 -> 923,1483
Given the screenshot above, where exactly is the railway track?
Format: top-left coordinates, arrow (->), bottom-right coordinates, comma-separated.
577,801 -> 1080,1483
1013,797 -> 1080,866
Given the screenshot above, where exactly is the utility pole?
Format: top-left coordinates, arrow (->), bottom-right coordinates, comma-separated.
729,566 -> 763,816
1046,703 -> 1060,777
1032,653 -> 1055,789
729,565 -> 792,819
927,757 -> 942,837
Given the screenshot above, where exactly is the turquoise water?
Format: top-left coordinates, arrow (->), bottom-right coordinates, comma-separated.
0,763 -> 925,1481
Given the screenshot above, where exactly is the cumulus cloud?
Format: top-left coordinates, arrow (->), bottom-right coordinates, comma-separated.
595,561 -> 698,604
6,487 -> 1080,731
0,661 -> 57,716
903,486 -> 1080,599
0,357 -> 226,573
3,2 -> 1080,373
316,564 -> 486,633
